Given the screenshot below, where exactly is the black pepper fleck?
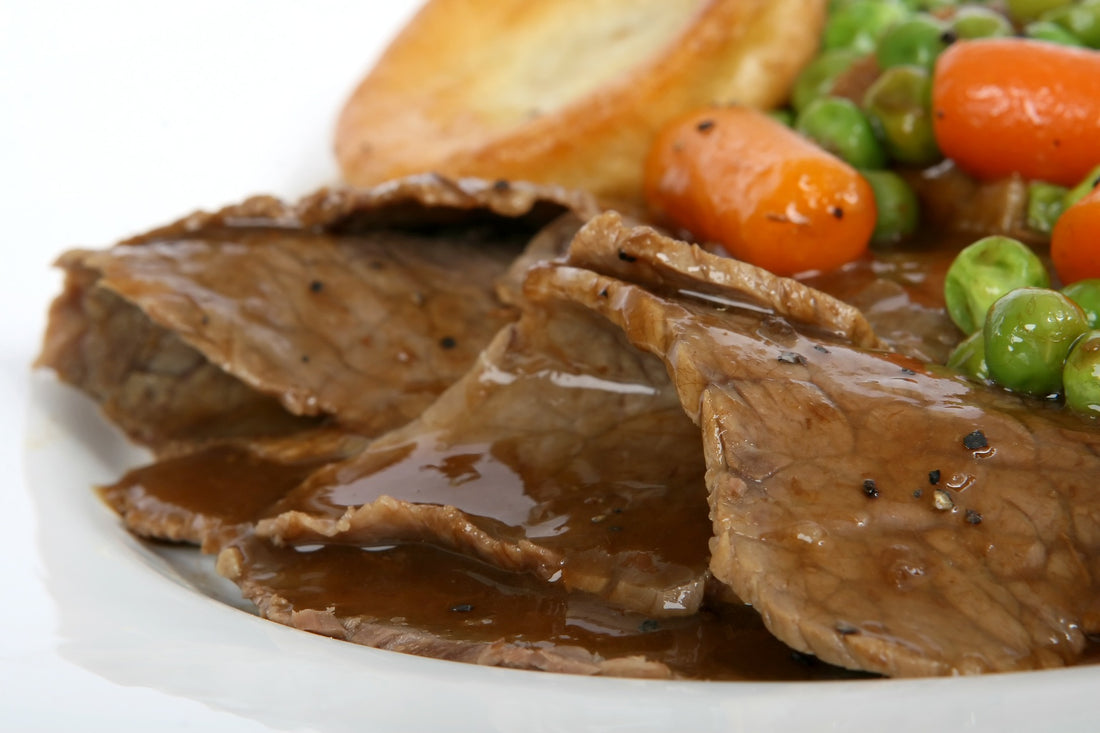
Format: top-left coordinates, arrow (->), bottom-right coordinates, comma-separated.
492,179 -> 510,191
965,509 -> 983,525
201,314 -> 210,325
449,603 -> 474,613
440,336 -> 457,350
928,469 -> 941,485
309,280 -> 323,293
935,109 -> 945,120
912,489 -> 923,499
862,479 -> 879,498
830,206 -> 844,219
618,250 -> 637,263
696,119 -> 715,133
639,619 -> 660,633
813,344 -> 830,354
836,623 -> 859,636
598,287 -> 609,298
900,367 -> 916,376
939,29 -> 958,45
963,430 -> 988,450
301,355 -> 310,363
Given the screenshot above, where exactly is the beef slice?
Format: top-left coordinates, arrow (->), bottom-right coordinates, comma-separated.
539,211 -> 1100,677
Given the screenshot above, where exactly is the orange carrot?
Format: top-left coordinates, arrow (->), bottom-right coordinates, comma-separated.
643,106 -> 875,277
932,39 -> 1100,187
1052,183 -> 1100,285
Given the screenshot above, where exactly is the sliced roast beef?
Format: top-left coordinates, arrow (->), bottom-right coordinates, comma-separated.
37,175 -> 598,448
98,428 -> 367,551
538,211 -> 1100,677
255,285 -> 713,618
216,533 -> 862,680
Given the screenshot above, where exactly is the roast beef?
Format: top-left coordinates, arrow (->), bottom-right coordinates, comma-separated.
254,283 -> 713,618
542,211 -> 1100,676
37,175 -> 598,448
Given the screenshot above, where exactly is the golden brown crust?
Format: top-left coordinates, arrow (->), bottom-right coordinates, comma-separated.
335,0 -> 826,205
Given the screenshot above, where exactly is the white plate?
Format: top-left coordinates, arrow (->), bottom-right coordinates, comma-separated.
5,3 -> 1100,731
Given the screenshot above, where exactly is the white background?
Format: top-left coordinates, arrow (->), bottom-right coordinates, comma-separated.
3,2 -> 1100,731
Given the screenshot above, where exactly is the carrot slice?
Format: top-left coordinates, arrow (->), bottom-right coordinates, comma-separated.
643,106 -> 875,277
932,39 -> 1100,187
1052,184 -> 1100,285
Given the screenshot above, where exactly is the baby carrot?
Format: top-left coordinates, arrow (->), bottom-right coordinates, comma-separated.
932,38 -> 1100,187
1051,183 -> 1100,285
643,106 -> 875,277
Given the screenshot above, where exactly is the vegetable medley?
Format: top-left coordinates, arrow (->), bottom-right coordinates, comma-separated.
644,0 -> 1100,416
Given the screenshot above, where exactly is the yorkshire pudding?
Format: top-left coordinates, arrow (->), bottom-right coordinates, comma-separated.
335,0 -> 826,205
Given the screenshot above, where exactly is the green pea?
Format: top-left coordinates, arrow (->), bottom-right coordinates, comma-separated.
1040,2 -> 1100,48
1064,164 -> 1100,209
1026,181 -> 1068,236
790,49 -> 863,113
1007,0 -> 1073,23
1023,19 -> 1087,46
984,287 -> 1088,397
796,97 -> 887,169
1063,330 -> 1100,415
876,13 -> 952,70
1063,279 -> 1100,328
861,169 -> 920,245
824,0 -> 910,54
946,330 -> 990,383
861,65 -> 941,167
943,236 -> 1051,334
950,6 -> 1015,39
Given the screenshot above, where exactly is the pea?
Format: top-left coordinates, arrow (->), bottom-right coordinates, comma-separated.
1064,330 -> 1100,415
946,330 -> 990,383
1007,0 -> 1073,23
796,97 -> 887,169
984,287 -> 1088,397
824,0 -> 910,54
861,169 -> 920,245
950,7 -> 1015,39
1026,181 -> 1068,236
876,13 -> 952,70
1040,2 -> 1100,48
1023,19 -> 1087,46
1063,279 -> 1100,328
790,49 -> 863,113
1064,164 -> 1100,209
943,235 -> 1051,334
861,65 -> 941,166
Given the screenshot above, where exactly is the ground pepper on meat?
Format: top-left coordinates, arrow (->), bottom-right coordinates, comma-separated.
963,430 -> 988,450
